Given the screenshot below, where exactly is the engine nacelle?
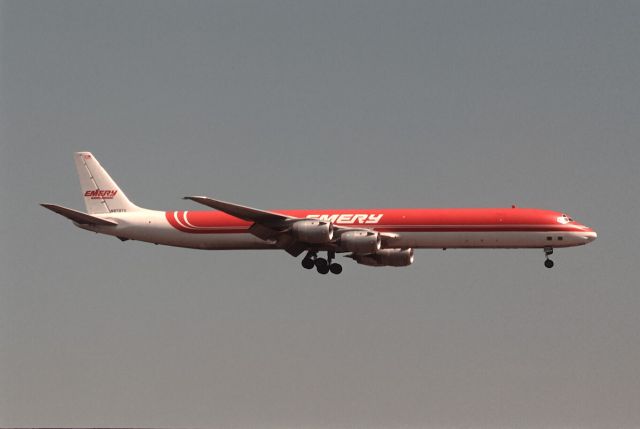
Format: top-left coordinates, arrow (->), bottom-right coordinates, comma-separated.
291,219 -> 333,243
340,230 -> 381,253
351,248 -> 414,267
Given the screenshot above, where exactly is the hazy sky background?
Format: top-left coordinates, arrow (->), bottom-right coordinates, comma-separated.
1,1 -> 639,427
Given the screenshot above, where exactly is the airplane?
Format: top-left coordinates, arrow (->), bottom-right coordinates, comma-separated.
41,152 -> 597,274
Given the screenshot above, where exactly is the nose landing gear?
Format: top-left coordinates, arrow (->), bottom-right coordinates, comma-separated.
544,247 -> 554,269
301,250 -> 342,274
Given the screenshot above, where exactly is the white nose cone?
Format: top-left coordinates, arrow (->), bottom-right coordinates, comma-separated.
584,231 -> 598,243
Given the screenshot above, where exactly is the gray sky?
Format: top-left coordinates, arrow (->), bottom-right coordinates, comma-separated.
1,1 -> 639,427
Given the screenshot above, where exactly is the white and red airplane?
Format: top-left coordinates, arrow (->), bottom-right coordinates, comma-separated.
42,152 -> 597,274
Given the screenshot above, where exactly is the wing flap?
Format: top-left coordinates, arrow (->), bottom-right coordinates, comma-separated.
41,204 -> 118,226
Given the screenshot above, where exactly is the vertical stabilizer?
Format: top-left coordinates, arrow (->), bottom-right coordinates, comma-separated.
74,152 -> 141,214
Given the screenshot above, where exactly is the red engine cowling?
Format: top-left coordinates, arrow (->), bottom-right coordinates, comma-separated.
291,219 -> 333,243
351,248 -> 414,267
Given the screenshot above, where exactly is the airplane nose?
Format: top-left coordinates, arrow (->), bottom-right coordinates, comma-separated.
584,230 -> 597,243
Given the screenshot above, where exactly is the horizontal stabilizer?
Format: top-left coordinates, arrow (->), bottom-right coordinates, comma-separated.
40,204 -> 118,226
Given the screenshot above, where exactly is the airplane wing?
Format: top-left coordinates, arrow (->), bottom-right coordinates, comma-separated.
185,195 -> 390,256
41,204 -> 118,226
184,196 -> 305,254
183,196 -> 290,226
184,195 -> 399,256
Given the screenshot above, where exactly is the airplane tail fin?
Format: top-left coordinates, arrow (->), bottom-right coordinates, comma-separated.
74,152 -> 142,214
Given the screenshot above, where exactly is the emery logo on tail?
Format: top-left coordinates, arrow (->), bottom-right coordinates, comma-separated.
84,189 -> 118,199
306,213 -> 384,224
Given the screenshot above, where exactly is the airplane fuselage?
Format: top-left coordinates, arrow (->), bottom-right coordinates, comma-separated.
43,152 -> 597,273
78,207 -> 597,251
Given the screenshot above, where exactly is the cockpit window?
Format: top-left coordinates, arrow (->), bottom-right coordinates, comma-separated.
557,214 -> 574,224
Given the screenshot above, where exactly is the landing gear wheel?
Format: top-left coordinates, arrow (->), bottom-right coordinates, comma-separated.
314,258 -> 329,268
316,262 -> 330,275
311,251 -> 341,275
329,263 -> 343,275
543,247 -> 554,269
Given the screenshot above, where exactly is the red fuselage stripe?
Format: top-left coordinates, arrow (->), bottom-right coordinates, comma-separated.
165,211 -> 589,235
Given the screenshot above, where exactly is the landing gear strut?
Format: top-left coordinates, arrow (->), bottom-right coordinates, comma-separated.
544,247 -> 554,269
302,250 -> 342,274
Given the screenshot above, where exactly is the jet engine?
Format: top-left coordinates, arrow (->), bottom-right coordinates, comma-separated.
350,248 -> 414,267
291,219 -> 333,243
339,230 -> 381,253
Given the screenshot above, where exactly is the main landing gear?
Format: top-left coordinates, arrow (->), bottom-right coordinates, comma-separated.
544,247 -> 554,269
301,250 -> 343,275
